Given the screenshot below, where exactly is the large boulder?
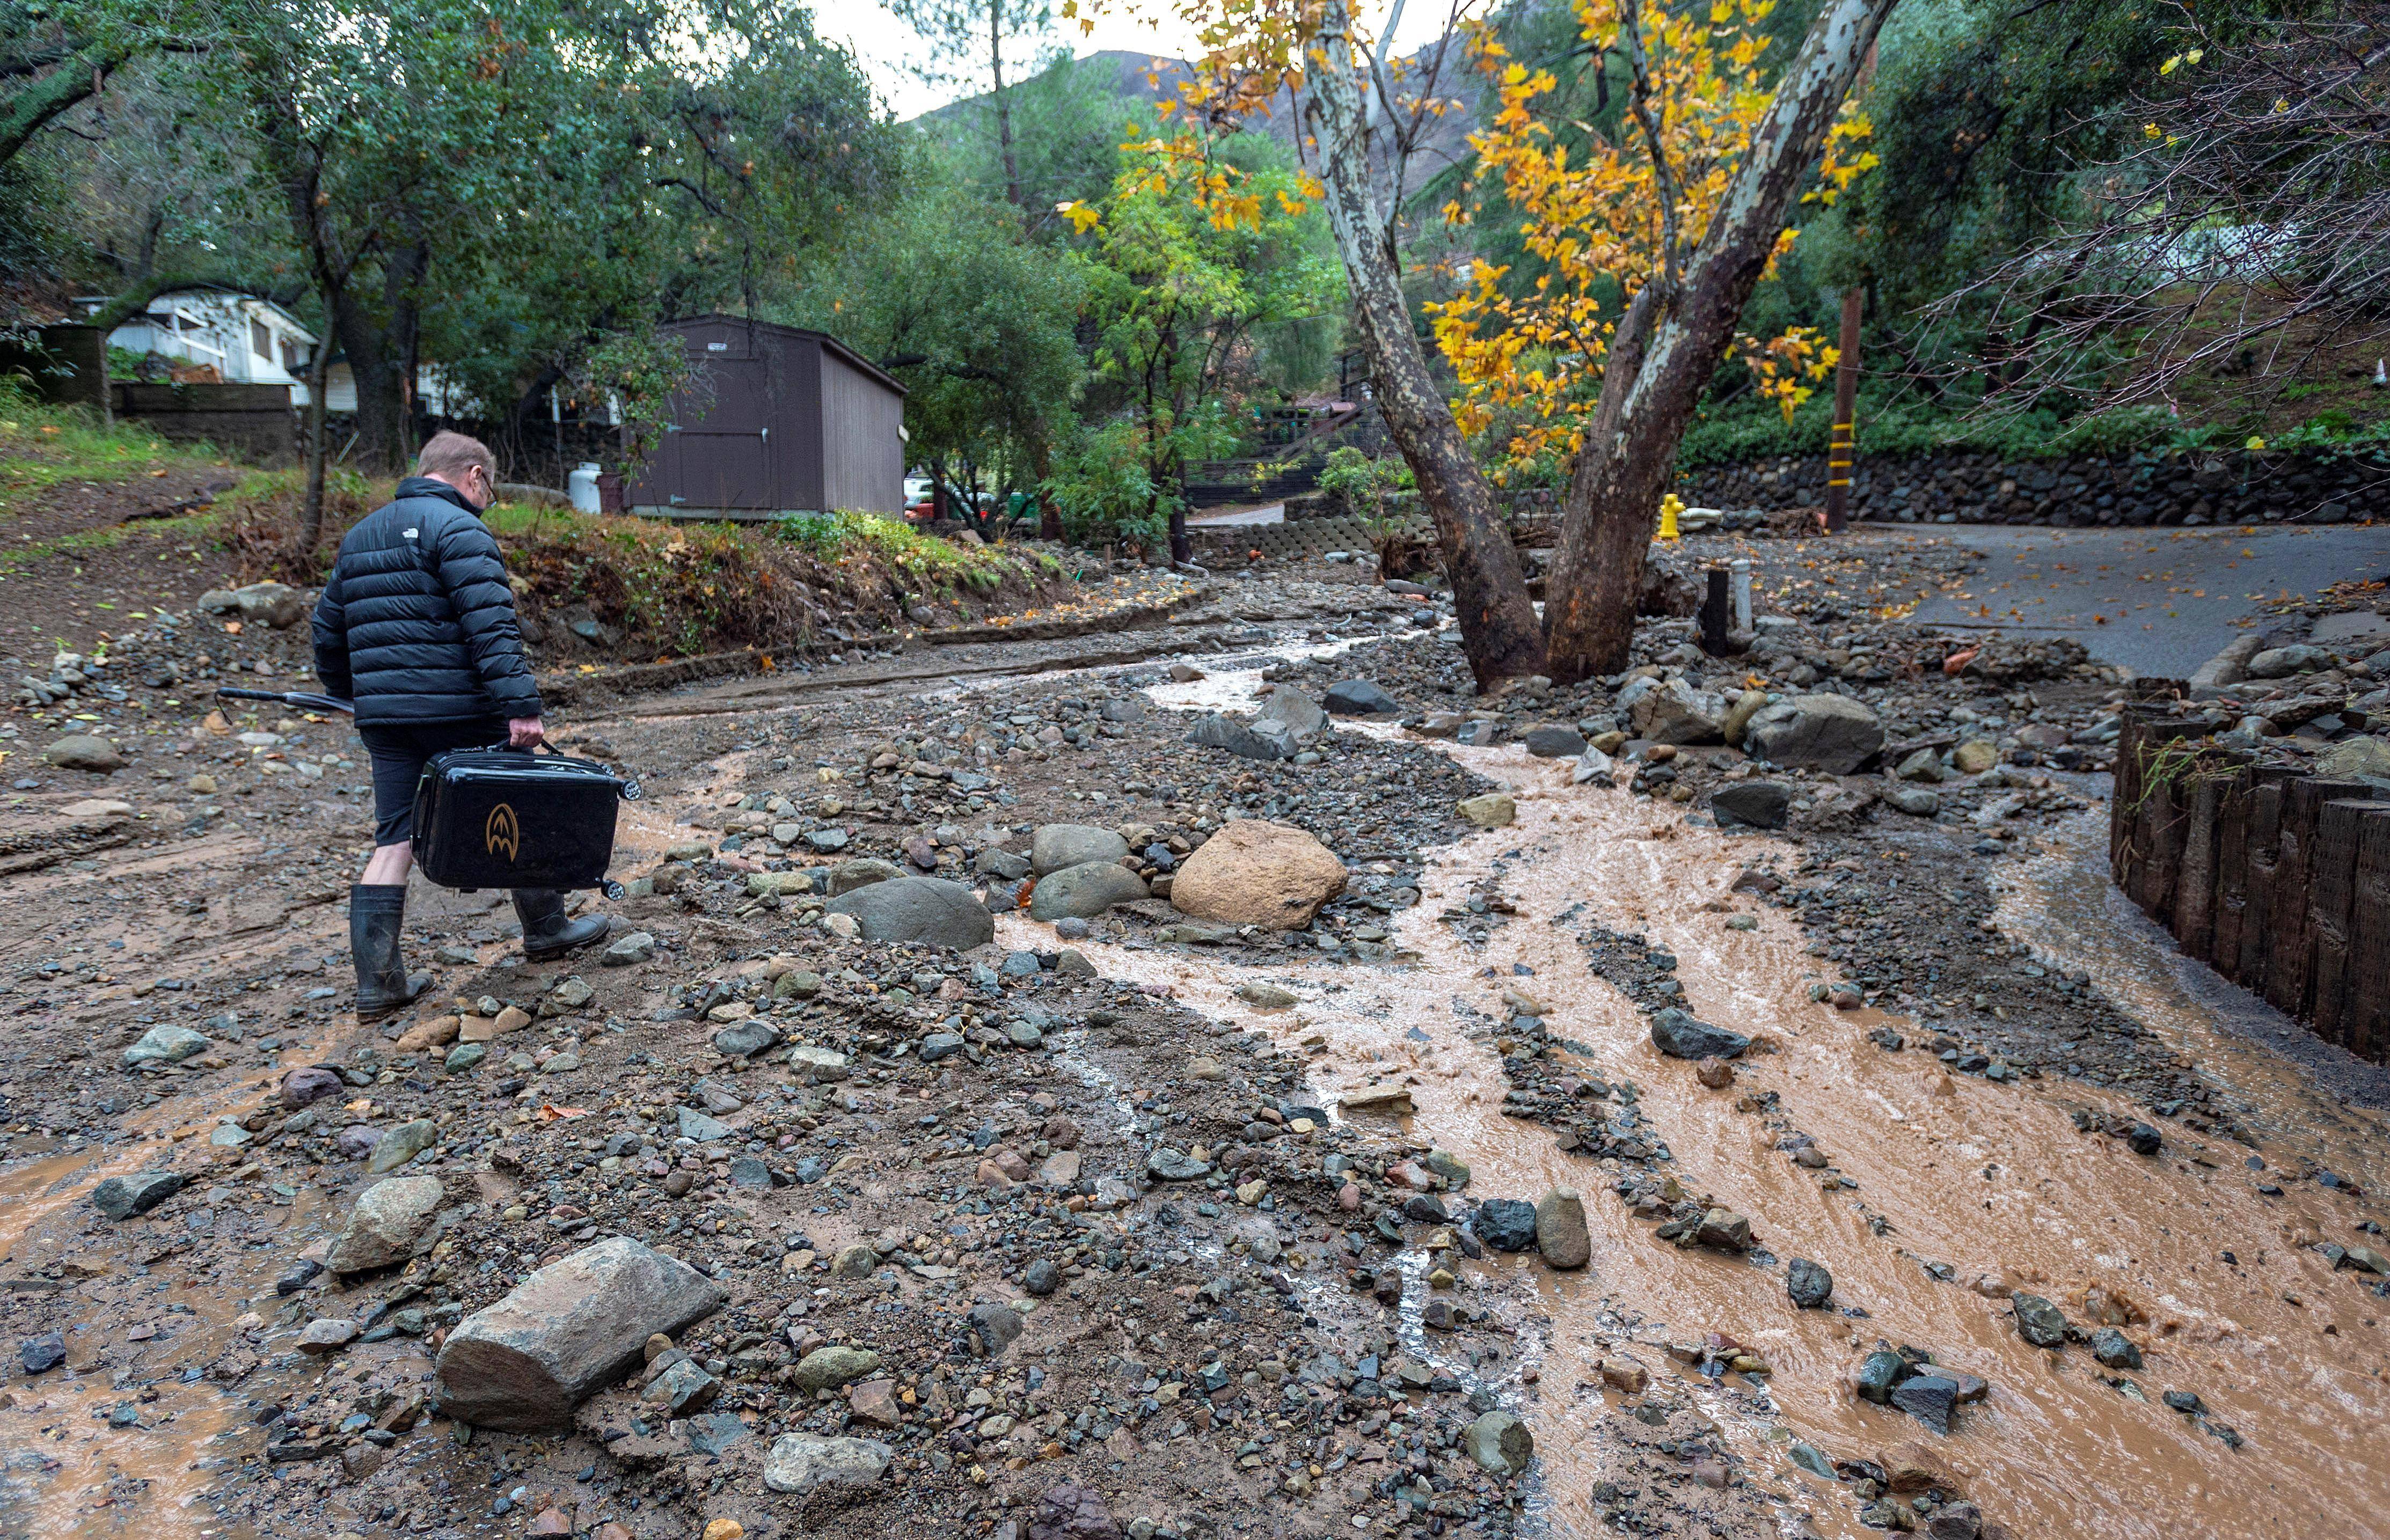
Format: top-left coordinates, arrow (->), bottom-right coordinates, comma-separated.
1743,694 -> 1884,774
824,877 -> 993,949
198,581 -> 305,629
1620,677 -> 1727,744
1254,687 -> 1329,749
92,1170 -> 184,1219
1029,861 -> 1148,921
43,735 -> 126,773
825,857 -> 904,895
1185,712 -> 1283,761
1169,819 -> 1346,930
1031,824 -> 1130,876
762,1432 -> 894,1495
328,1175 -> 445,1274
1711,781 -> 1790,829
1650,1007 -> 1750,1060
436,1237 -> 727,1431
1322,679 -> 1400,716
1533,1189 -> 1591,1268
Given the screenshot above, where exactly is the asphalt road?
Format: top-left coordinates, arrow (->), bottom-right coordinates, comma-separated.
1894,523 -> 2390,677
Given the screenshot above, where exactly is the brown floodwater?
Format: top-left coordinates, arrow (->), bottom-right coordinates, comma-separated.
1022,692 -> 2390,1539
0,1009 -> 348,1539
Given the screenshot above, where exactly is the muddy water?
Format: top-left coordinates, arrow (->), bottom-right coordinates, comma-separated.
0,985 -> 356,1538
1998,812 -> 2390,1192
1022,692 -> 2390,1538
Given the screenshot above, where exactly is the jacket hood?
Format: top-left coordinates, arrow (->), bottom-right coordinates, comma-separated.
396,476 -> 484,516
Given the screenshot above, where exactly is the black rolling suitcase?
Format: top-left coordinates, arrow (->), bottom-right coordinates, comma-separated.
410,746 -> 642,898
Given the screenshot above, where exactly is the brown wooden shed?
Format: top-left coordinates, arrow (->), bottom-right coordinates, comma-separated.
620,316 -> 908,518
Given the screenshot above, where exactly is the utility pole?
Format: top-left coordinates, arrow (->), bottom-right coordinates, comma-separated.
1824,285 -> 1862,532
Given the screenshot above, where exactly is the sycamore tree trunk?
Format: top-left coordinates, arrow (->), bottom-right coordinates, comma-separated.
1541,0 -> 1900,683
1304,0 -> 1545,688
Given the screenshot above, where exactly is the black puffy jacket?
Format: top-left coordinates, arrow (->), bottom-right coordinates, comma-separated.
311,478 -> 542,726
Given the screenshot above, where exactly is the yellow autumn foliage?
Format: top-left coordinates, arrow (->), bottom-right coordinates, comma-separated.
1429,0 -> 1875,470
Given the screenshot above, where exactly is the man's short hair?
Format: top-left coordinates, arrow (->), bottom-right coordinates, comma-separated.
416,431 -> 495,484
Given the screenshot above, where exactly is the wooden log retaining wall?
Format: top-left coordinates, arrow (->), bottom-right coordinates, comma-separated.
2113,705 -> 2389,1062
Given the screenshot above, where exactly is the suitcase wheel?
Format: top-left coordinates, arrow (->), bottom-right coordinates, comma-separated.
602,879 -> 626,900
620,778 -> 644,801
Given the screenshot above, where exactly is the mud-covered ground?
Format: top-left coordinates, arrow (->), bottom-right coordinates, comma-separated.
5,541 -> 2390,1540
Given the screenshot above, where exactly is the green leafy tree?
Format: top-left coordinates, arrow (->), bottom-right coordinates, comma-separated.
884,0 -> 1053,210
1066,125 -> 1341,559
919,51 -> 1141,237
780,183 -> 1084,524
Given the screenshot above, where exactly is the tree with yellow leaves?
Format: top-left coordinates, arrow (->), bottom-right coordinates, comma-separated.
1069,0 -> 1898,684
1434,0 -> 1874,471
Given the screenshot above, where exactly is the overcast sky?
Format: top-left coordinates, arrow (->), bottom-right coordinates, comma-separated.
822,0 -> 1461,121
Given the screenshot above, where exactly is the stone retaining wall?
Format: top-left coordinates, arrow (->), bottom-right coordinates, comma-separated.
1293,449 -> 2385,529
1677,449 -> 2384,526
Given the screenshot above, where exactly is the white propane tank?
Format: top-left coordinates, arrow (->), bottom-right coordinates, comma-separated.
568,461 -> 602,513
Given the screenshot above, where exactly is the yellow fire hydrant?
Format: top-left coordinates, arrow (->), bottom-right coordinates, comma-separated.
1656,492 -> 1684,541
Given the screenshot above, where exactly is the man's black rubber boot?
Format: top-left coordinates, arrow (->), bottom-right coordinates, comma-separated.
513,889 -> 610,961
350,884 -> 431,1018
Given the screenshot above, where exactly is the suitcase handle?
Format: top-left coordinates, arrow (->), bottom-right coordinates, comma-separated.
502,742 -> 642,801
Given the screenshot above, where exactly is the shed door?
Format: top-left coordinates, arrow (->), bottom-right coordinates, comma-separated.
671,351 -> 777,510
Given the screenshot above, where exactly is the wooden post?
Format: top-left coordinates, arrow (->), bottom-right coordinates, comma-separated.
2308,798 -> 2388,1047
2210,765 -> 2254,982
2348,806 -> 2390,1062
1823,286 -> 1862,532
2172,753 -> 2243,963
1699,567 -> 1729,655
2270,779 -> 2367,1020
2239,768 -> 2294,993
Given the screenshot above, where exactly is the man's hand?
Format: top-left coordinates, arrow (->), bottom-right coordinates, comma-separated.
508,717 -> 546,749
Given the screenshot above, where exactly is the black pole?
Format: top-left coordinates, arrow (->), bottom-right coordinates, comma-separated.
1700,567 -> 1729,655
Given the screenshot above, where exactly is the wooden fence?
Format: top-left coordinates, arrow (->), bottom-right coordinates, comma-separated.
2113,705 -> 2390,1061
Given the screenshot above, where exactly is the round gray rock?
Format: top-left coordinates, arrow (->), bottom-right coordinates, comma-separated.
1031,824 -> 1130,876
762,1432 -> 894,1495
44,734 -> 125,773
1465,1410 -> 1534,1475
329,1175 -> 445,1274
1743,694 -> 1884,774
824,876 -> 993,949
1029,860 -> 1148,921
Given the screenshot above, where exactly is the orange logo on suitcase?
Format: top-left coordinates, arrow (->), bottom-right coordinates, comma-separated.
485,803 -> 521,862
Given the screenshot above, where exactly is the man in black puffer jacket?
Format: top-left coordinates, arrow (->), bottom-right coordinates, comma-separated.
313,431 -> 608,1015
